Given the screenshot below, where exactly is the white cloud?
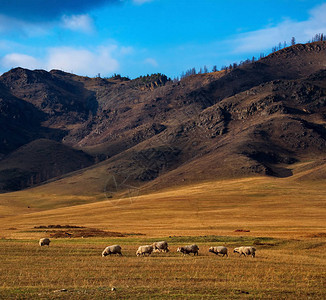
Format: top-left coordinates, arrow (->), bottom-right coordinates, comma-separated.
0,45 -> 124,76
0,13 -> 94,36
61,14 -> 94,33
47,46 -> 119,75
231,3 -> 326,54
1,53 -> 41,70
144,57 -> 158,67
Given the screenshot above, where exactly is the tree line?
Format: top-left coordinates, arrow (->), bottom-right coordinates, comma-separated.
96,33 -> 325,82
177,33 -> 326,81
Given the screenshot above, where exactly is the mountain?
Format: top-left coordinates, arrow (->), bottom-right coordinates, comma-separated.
0,41 -> 326,193
0,139 -> 93,191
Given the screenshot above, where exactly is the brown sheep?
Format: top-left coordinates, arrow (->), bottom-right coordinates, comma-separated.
177,244 -> 199,256
152,241 -> 169,253
209,246 -> 228,257
39,238 -> 51,246
233,246 -> 256,257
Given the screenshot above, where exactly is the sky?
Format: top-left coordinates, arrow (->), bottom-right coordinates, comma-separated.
0,0 -> 326,79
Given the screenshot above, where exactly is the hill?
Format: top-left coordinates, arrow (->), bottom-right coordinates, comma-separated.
0,139 -> 93,191
0,41 -> 326,193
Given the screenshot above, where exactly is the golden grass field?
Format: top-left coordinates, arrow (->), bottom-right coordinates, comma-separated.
0,168 -> 325,298
0,236 -> 325,299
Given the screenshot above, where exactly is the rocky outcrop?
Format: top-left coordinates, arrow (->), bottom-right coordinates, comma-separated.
1,42 -> 326,191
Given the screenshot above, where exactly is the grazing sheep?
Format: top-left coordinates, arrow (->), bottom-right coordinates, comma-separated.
152,241 -> 169,253
177,244 -> 199,256
102,245 -> 122,257
233,246 -> 256,257
39,238 -> 51,247
209,246 -> 228,257
136,245 -> 153,256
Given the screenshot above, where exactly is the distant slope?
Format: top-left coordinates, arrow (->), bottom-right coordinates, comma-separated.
0,176 -> 325,238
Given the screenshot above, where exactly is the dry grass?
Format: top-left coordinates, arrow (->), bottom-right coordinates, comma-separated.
0,176 -> 325,239
0,237 -> 325,299
0,175 -> 325,298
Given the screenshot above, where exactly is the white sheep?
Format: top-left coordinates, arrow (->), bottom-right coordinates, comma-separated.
102,245 -> 122,256
233,246 -> 256,257
39,238 -> 51,247
177,244 -> 199,256
152,241 -> 169,253
209,246 -> 228,257
136,245 -> 153,256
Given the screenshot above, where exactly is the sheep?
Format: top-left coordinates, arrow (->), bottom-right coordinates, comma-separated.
136,245 -> 153,256
102,245 -> 122,257
177,244 -> 199,256
233,246 -> 256,257
39,238 -> 51,247
152,241 -> 169,253
209,246 -> 228,257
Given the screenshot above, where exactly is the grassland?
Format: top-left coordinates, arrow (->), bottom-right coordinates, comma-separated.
0,236 -> 325,299
0,174 -> 325,298
1,176 -> 325,238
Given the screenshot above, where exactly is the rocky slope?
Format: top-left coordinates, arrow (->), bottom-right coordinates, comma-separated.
0,41 -> 325,192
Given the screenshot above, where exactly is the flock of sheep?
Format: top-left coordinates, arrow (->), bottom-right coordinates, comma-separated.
39,238 -> 256,257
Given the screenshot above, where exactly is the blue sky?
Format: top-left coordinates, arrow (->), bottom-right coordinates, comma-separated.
0,0 -> 326,78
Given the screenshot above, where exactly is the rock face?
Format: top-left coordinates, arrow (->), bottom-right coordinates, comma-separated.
1,41 -> 326,192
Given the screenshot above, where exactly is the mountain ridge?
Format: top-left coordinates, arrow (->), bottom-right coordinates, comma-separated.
0,41 -> 326,192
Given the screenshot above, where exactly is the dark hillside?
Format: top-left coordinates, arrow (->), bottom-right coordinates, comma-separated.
0,139 -> 93,191
0,41 -> 325,192
0,82 -> 65,158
